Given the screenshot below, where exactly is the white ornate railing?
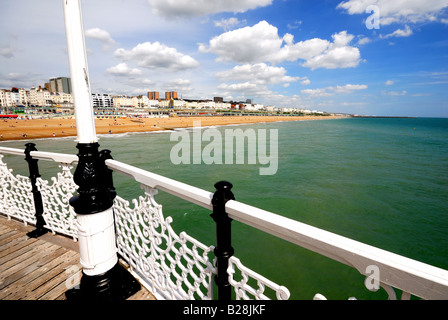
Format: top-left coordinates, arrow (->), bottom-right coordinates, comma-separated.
1,146 -> 448,300
112,185 -> 216,300
0,147 -> 290,300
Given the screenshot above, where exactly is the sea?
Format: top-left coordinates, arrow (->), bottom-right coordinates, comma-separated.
1,117 -> 447,300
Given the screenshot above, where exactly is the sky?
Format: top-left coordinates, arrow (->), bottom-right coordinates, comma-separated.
1,0 -> 447,117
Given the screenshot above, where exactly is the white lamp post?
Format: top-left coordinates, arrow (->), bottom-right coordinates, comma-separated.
62,0 -> 139,300
63,0 -> 96,144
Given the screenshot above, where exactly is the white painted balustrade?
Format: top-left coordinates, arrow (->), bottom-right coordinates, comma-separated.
1,146 -> 448,300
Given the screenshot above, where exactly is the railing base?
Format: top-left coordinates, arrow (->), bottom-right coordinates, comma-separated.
65,262 -> 141,301
26,227 -> 49,239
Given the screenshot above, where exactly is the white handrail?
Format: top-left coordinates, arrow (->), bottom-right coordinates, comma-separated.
30,151 -> 78,164
104,158 -> 448,299
224,200 -> 448,299
1,146 -> 448,299
105,159 -> 213,209
0,147 -> 78,164
0,146 -> 25,157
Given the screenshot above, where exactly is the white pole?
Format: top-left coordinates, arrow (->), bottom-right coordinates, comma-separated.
63,0 -> 97,144
62,0 -> 139,299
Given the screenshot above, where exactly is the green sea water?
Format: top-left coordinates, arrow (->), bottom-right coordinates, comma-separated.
1,117 -> 447,300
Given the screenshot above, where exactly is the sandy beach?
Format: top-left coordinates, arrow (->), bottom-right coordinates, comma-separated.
0,115 -> 346,141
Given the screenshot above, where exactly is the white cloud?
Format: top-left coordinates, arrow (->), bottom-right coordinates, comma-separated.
337,0 -> 448,25
385,80 -> 394,85
147,0 -> 273,18
380,25 -> 413,38
199,21 -> 283,63
214,18 -> 247,31
199,21 -> 361,69
357,37 -> 371,45
85,28 -> 116,44
301,84 -> 368,97
301,88 -> 334,97
218,82 -> 261,92
163,78 -> 193,93
215,63 -> 312,103
302,32 -> 362,70
301,78 -> 311,85
0,46 -> 14,58
287,20 -> 303,30
382,90 -> 407,96
216,63 -> 300,85
114,42 -> 199,71
0,72 -> 42,88
106,63 -> 143,76
217,81 -> 274,101
333,84 -> 368,93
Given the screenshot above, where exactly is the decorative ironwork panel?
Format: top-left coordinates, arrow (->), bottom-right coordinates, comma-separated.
38,163 -> 78,240
228,256 -> 291,300
0,155 -> 36,225
113,185 -> 216,300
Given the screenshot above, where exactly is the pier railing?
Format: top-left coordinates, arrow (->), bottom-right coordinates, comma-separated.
1,145 -> 448,300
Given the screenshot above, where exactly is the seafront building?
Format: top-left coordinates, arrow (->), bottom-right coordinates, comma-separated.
0,84 -> 332,118
49,77 -> 72,94
91,93 -> 114,108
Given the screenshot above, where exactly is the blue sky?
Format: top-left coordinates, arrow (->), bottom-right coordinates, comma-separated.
1,0 -> 447,117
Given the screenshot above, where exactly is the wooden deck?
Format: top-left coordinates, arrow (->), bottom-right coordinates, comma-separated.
0,215 -> 155,300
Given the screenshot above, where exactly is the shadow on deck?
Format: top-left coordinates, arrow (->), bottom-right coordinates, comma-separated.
0,215 -> 155,300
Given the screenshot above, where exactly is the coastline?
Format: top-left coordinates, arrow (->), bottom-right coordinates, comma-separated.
0,115 -> 347,142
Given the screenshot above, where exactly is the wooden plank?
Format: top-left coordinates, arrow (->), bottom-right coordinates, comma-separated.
0,235 -> 38,259
39,262 -> 82,300
0,230 -> 17,242
0,214 -> 156,300
3,252 -> 79,300
0,241 -> 54,273
20,252 -> 81,300
0,236 -> 40,263
0,247 -> 73,299
0,242 -> 58,291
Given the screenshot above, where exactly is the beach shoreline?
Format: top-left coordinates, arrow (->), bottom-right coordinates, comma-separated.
0,115 -> 348,142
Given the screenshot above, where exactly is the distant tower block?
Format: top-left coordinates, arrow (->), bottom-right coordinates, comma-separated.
148,91 -> 159,100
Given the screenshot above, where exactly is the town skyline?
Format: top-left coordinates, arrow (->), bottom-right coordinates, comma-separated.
1,1 -> 447,117
1,81 -> 328,115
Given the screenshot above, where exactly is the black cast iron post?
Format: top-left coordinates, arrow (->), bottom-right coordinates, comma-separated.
211,180 -> 235,300
65,143 -> 140,300
69,143 -> 116,214
24,143 -> 48,238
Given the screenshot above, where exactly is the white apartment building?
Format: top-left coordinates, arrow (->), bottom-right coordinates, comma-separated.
113,95 -> 135,108
0,90 -> 13,107
19,89 -> 28,106
0,90 -> 5,106
159,99 -> 186,108
92,93 -> 113,108
147,99 -> 160,108
214,102 -> 231,110
27,87 -> 51,106
198,101 -> 215,109
51,92 -> 74,105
